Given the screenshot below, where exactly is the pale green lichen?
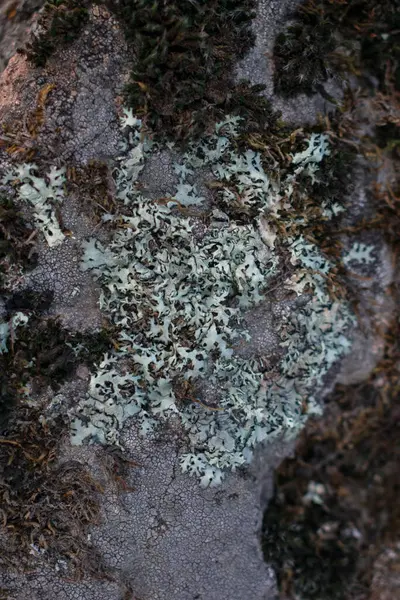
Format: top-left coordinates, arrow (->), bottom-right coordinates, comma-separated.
0,312 -> 29,354
69,111 -> 355,486
343,241 -> 377,268
2,164 -> 66,247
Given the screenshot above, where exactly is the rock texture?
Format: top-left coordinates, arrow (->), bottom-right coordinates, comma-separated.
0,2 -> 395,600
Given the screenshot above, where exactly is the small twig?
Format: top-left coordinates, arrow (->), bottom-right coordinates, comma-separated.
0,439 -> 21,447
23,229 -> 38,245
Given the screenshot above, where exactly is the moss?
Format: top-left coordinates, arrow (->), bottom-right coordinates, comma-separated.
2,313 -> 114,394
66,160 -> 119,223
24,0 -> 90,67
105,0 -> 257,139
0,285 -> 115,431
263,320 -> 400,599
0,404 -> 103,573
274,10 -> 336,97
0,196 -> 38,288
274,0 -> 400,97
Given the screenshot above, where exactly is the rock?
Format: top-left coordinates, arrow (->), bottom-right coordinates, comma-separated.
0,2 -> 394,599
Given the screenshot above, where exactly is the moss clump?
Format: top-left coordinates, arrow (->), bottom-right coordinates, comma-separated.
106,0 -> 257,138
0,285 -> 115,431
274,8 -> 336,97
0,196 -> 38,288
25,0 -> 89,67
0,405 -> 103,573
274,0 -> 400,97
2,310 -> 114,397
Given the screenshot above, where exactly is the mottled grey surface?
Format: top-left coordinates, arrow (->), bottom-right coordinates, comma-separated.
89,422 -> 282,600
36,6 -> 129,165
0,2 -> 395,599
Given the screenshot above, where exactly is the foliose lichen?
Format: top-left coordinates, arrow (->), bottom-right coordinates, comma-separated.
2,164 -> 67,247
67,110 -> 355,486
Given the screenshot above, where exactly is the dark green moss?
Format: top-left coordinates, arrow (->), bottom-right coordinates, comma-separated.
0,196 -> 38,287
25,0 -> 90,67
274,11 -> 336,96
105,0 -> 257,139
274,0 -> 400,97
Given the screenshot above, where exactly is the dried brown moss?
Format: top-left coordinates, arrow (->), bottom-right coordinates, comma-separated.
0,405 -> 103,573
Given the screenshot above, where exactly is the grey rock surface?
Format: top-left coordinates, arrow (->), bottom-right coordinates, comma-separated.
0,3 -> 395,600
89,423 -> 283,600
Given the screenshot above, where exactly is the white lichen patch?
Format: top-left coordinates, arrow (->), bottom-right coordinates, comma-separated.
343,241 -> 377,268
2,163 -> 66,247
0,311 -> 29,354
69,111 -> 354,486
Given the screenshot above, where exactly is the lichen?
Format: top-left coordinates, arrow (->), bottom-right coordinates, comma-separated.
2,163 -> 66,247
343,242 -> 376,268
69,110 -> 355,486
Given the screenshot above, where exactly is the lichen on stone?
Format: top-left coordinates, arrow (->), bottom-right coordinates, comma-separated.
68,110 -> 355,486
2,163 -> 66,247
0,311 -> 29,354
343,241 -> 377,268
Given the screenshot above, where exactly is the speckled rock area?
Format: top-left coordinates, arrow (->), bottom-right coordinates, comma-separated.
89,424 -> 281,600
0,3 -> 395,600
